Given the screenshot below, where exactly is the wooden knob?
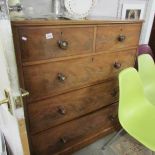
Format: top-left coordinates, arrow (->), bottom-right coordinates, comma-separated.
58,40 -> 68,50
109,115 -> 116,122
118,35 -> 126,42
113,62 -> 121,69
111,89 -> 117,97
57,73 -> 67,82
60,137 -> 67,144
58,106 -> 66,115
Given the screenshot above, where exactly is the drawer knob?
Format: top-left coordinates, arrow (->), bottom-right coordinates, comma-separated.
113,62 -> 121,69
60,137 -> 67,144
109,115 -> 116,122
118,35 -> 126,42
111,89 -> 117,97
58,106 -> 66,115
58,40 -> 68,50
57,73 -> 67,82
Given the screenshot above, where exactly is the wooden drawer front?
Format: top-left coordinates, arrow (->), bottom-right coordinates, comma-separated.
23,49 -> 136,102
96,24 -> 141,52
28,80 -> 118,134
18,26 -> 94,62
31,104 -> 118,155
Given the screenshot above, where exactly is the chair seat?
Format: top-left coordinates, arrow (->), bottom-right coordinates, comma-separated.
119,67 -> 155,151
119,98 -> 155,151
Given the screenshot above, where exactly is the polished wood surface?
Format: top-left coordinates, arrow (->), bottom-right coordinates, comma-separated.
23,49 -> 136,102
12,19 -> 142,155
19,26 -> 94,61
32,104 -> 119,155
96,24 -> 141,52
28,80 -> 118,134
11,18 -> 143,26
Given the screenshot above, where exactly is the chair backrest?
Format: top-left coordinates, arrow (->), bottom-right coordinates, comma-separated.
119,67 -> 144,108
138,54 -> 155,86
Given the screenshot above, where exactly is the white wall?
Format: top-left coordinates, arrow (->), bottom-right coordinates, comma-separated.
140,0 -> 155,44
20,0 -> 148,18
20,0 -> 120,17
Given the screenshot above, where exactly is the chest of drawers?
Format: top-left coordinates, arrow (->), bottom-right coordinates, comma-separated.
12,19 -> 142,155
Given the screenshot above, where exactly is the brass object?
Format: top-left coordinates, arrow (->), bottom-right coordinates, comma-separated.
0,90 -> 13,114
21,88 -> 29,97
14,88 -> 29,109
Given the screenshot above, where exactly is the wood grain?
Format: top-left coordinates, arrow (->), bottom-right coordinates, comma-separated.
19,26 -> 94,62
23,49 -> 136,102
28,80 -> 118,134
31,104 -> 119,155
11,20 -> 142,155
96,24 -> 142,52
11,19 -> 143,27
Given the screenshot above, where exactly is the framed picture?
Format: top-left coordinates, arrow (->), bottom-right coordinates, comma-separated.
121,2 -> 145,20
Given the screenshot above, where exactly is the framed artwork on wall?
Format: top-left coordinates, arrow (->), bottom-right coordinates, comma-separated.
121,2 -> 145,20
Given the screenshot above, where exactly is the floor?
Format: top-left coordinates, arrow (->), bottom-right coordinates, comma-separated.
73,131 -> 155,155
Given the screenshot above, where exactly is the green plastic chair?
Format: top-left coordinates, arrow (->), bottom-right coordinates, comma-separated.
138,54 -> 155,105
119,67 -> 155,151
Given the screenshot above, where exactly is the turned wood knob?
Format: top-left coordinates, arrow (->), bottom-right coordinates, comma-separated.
118,35 -> 126,42
58,40 -> 68,50
109,115 -> 116,122
60,137 -> 67,144
113,62 -> 121,69
58,106 -> 66,115
57,73 -> 67,82
111,89 -> 117,97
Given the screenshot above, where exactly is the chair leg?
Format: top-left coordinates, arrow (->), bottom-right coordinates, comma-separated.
102,128 -> 124,150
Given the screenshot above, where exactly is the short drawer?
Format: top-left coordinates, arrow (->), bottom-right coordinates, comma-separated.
96,24 -> 141,52
23,49 -> 136,102
18,26 -> 94,61
28,80 -> 118,134
31,104 -> 119,155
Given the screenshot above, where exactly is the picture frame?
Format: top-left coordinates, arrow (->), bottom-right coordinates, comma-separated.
121,2 -> 145,20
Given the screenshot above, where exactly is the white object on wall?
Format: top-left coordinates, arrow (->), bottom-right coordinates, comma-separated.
64,0 -> 97,19
121,1 -> 146,20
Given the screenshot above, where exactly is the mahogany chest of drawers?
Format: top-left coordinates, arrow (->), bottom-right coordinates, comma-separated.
12,19 -> 142,155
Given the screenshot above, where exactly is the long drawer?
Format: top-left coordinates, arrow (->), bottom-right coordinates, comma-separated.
18,26 -> 94,62
96,24 -> 141,52
31,104 -> 119,155
28,80 -> 118,134
23,49 -> 136,102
